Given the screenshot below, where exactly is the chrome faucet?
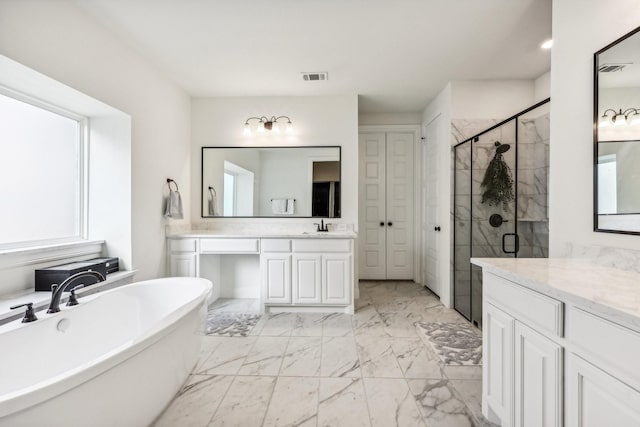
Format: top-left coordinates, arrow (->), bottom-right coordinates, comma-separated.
47,270 -> 105,313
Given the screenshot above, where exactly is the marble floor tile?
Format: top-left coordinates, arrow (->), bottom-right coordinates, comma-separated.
197,337 -> 257,375
321,336 -> 361,377
449,379 -> 499,426
443,365 -> 483,380
354,295 -> 374,310
322,312 -> 354,336
207,376 -> 276,427
208,298 -> 261,314
391,338 -> 444,379
259,312 -> 296,336
195,336 -> 227,371
238,337 -> 288,376
379,312 -> 419,338
357,336 -> 404,378
262,377 -> 319,427
353,305 -> 388,337
407,304 -> 469,324
291,313 -> 324,336
280,337 -> 322,377
153,375 -> 234,427
407,379 -> 474,427
363,378 -> 426,427
318,378 -> 371,427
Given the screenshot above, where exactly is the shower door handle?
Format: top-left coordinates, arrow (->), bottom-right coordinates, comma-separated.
501,233 -> 519,254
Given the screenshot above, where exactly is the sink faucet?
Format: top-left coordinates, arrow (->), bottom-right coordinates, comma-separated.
314,219 -> 330,232
47,270 -> 105,313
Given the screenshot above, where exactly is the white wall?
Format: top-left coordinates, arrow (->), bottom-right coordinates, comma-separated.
451,80 -> 536,119
549,0 -> 640,255
359,112 -> 422,126
191,95 -> 359,228
0,1 -> 192,280
535,71 -> 551,102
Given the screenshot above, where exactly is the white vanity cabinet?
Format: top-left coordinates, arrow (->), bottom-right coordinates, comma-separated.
168,238 -> 198,277
483,272 -> 563,427
476,258 -> 640,427
263,238 -> 353,310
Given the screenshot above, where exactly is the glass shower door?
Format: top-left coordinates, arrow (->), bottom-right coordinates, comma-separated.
453,143 -> 472,320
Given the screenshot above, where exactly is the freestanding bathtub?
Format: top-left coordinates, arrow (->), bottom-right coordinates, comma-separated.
0,277 -> 213,427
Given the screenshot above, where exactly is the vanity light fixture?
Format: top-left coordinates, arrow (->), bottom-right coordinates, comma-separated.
599,108 -> 640,127
244,116 -> 293,135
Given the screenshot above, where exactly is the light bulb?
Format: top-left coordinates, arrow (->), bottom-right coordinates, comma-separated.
286,121 -> 293,133
540,39 -> 553,49
613,114 -> 627,126
599,115 -> 611,127
257,121 -> 265,133
243,123 -> 251,135
272,122 -> 280,133
631,114 -> 640,126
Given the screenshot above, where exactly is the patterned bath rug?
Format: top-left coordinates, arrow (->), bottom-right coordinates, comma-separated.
205,312 -> 261,337
415,321 -> 482,365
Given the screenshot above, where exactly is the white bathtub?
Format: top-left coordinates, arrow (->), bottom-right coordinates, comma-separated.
0,277 -> 213,427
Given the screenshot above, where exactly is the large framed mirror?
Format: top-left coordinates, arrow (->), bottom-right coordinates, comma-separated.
594,26 -> 640,234
201,146 -> 341,218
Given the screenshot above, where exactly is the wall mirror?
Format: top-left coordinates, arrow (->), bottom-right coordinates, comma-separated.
594,26 -> 640,234
201,146 -> 341,218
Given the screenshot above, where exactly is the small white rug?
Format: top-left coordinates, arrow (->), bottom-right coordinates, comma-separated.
415,321 -> 482,365
205,312 -> 261,337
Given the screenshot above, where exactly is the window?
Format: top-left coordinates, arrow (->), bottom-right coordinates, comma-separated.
0,88 -> 86,248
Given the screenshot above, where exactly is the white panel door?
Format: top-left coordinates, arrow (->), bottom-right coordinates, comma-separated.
358,132 -> 387,279
261,254 -> 291,304
514,322 -> 562,427
292,254 -> 322,304
423,117 -> 441,295
566,353 -> 640,427
484,303 -> 514,427
170,253 -> 197,277
322,253 -> 352,305
385,131 -> 414,279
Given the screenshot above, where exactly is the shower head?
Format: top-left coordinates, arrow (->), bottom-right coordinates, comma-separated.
495,141 -> 510,154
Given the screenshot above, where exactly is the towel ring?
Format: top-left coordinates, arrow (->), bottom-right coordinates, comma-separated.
167,178 -> 179,192
208,186 -> 217,197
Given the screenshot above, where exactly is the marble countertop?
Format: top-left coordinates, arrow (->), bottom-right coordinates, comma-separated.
167,230 -> 357,239
471,258 -> 640,333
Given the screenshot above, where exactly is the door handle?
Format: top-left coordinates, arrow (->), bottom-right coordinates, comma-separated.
501,233 -> 519,254
434,226 -> 441,232
380,222 -> 385,227
387,222 -> 393,227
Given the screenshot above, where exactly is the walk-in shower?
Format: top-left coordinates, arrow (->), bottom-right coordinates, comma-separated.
453,98 -> 550,327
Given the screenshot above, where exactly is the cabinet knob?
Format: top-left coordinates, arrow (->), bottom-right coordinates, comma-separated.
380,222 -> 385,227
434,226 -> 441,232
388,222 -> 393,227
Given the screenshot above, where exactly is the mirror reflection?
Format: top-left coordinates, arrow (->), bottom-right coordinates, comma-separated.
595,26 -> 640,233
201,146 -> 341,218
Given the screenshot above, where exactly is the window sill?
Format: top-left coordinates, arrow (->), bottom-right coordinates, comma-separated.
0,240 -> 105,269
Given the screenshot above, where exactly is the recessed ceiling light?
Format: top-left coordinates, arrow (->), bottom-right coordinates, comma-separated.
541,39 -> 553,49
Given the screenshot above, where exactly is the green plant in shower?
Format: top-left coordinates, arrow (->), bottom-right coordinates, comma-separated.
480,141 -> 514,209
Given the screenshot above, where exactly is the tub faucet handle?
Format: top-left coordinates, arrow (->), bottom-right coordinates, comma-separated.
10,302 -> 38,323
66,285 -> 85,306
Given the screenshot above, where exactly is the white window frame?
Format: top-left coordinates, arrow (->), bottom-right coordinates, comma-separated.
0,85 -> 89,251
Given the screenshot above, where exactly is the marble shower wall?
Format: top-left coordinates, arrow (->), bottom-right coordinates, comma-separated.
451,110 -> 550,325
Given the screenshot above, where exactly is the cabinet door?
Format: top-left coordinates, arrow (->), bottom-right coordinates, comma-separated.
484,303 -> 514,426
292,254 -> 322,304
261,254 -> 291,304
322,254 -> 352,305
514,322 -> 562,427
566,353 -> 640,427
170,253 -> 197,277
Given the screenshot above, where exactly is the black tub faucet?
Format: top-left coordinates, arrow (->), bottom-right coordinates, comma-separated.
314,219 -> 330,232
47,271 -> 105,314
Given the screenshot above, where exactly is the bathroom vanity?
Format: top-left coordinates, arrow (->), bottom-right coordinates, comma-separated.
167,230 -> 356,313
472,258 -> 640,426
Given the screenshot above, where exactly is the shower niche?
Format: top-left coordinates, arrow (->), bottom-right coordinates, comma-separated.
453,99 -> 550,327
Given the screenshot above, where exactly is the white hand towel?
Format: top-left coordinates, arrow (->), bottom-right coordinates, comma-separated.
285,199 -> 295,215
271,199 -> 288,214
208,194 -> 219,216
164,189 -> 184,219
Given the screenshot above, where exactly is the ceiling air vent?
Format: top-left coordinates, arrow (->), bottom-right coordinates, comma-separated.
598,63 -> 632,73
301,72 -> 328,81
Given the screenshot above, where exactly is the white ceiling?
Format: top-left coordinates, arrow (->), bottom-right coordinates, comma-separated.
74,0 -> 552,114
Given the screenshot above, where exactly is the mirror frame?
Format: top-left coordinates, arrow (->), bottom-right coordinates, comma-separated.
593,25 -> 640,235
200,145 -> 342,219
